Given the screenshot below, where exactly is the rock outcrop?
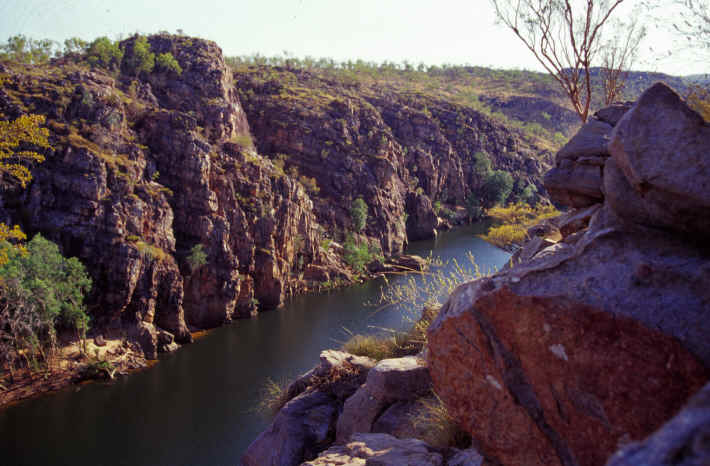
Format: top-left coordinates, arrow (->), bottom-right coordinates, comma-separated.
243,351 -> 481,466
428,83 -> 710,466
242,351 -> 376,466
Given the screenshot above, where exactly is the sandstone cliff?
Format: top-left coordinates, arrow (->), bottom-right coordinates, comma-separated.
0,34 -> 555,360
0,35 -> 338,358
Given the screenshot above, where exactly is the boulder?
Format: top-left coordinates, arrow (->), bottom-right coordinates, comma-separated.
371,400 -> 425,439
427,206 -> 710,466
606,381 -> 710,466
242,390 -> 337,466
286,350 -> 376,401
336,356 -> 431,443
607,82 -> 710,236
302,433 -> 444,466
544,119 -> 613,208
593,102 -> 633,127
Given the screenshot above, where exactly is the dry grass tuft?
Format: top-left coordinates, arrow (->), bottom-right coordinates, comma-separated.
412,393 -> 472,449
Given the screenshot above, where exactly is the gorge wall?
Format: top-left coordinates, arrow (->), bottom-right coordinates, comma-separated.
0,34 -> 553,358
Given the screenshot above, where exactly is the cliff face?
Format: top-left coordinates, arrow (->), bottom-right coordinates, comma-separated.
0,36 -> 338,358
234,66 -> 553,254
0,35 -> 558,358
427,83 -> 710,466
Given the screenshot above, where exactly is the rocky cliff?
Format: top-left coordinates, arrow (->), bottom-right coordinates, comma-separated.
233,65 -> 554,253
0,34 -> 554,359
0,35 -> 340,358
427,83 -> 710,466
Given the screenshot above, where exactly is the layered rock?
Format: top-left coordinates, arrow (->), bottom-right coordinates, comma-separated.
428,83 -> 710,466
544,103 -> 632,207
0,35 -> 337,357
234,66 -> 554,254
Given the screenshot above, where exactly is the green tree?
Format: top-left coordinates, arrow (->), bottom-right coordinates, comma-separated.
124,35 -> 155,76
0,35 -> 57,63
63,37 -> 89,55
350,197 -> 368,233
86,36 -> 123,70
0,234 -> 91,371
155,52 -> 182,75
481,170 -> 513,209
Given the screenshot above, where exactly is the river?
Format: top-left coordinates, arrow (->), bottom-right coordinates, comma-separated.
0,224 -> 510,466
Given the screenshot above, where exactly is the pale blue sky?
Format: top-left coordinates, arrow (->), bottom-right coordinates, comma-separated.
0,0 -> 703,75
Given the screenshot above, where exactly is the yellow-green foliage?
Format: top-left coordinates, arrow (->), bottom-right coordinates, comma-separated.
0,114 -> 49,187
688,86 -> 710,122
135,240 -> 168,262
481,201 -> 560,249
483,223 -> 528,248
0,223 -> 27,266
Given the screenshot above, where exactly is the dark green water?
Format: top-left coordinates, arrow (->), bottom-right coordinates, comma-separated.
0,224 -> 509,466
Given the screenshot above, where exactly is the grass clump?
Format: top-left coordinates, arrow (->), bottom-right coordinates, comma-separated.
258,377 -> 291,417
412,393 -> 471,449
342,307 -> 436,361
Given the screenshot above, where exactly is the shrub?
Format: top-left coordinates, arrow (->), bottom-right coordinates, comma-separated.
343,235 -> 382,273
135,240 -> 167,262
155,52 -> 182,75
481,201 -> 560,249
187,244 -> 207,271
124,36 -> 154,76
350,197 -> 368,233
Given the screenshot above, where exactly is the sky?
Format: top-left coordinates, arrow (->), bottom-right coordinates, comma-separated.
0,0 -> 705,75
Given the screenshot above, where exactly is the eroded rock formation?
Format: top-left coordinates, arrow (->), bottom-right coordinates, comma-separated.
427,83 -> 710,466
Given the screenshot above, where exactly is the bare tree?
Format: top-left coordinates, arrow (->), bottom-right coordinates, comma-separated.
600,16 -> 646,103
672,0 -> 710,50
490,0 -> 645,122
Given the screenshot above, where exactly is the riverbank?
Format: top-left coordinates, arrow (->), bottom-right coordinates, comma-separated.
0,336 -> 149,409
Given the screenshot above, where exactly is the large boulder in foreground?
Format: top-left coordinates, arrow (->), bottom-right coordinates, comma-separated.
605,381 -> 710,466
428,83 -> 710,466
607,83 -> 710,236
